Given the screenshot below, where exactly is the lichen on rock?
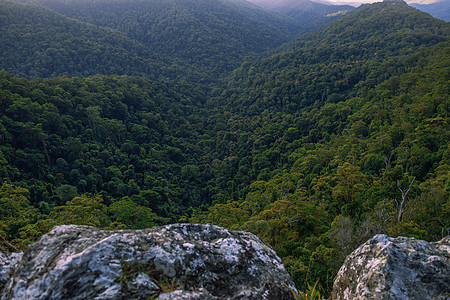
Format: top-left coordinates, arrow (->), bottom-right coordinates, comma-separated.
332,234 -> 450,299
0,252 -> 23,294
1,224 -> 297,299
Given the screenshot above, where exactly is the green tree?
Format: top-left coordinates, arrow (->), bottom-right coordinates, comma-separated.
55,184 -> 78,204
332,163 -> 368,217
109,197 -> 157,229
0,183 -> 40,248
49,194 -> 109,227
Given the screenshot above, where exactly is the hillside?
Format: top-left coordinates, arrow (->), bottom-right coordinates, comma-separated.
0,2 -> 176,80
196,40 -> 449,296
0,0 -> 448,297
16,0 -> 301,76
290,0 -> 449,53
225,0 -> 449,114
193,1 -> 449,293
410,0 -> 450,21
248,0 -> 355,33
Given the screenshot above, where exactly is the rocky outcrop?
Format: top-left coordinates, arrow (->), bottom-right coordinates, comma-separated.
0,252 -> 22,293
332,234 -> 450,300
1,224 -> 297,300
5,226 -> 447,300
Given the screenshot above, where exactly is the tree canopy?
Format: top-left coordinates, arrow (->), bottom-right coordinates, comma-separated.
0,0 -> 448,297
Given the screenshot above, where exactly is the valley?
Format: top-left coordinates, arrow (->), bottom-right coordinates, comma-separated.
0,0 -> 448,296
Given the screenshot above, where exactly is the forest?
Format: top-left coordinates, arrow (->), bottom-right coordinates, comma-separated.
0,0 -> 449,296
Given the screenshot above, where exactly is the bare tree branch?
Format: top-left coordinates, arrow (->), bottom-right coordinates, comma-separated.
0,243 -> 7,255
397,177 -> 415,223
439,220 -> 449,238
0,234 -> 19,253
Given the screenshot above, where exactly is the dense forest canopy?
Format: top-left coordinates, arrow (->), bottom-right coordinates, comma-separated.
0,1 -> 180,80
5,0 -> 303,79
224,0 -> 449,114
0,0 -> 448,297
248,0 -> 355,33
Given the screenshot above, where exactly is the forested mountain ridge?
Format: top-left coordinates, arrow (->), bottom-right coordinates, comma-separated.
193,2 -> 449,293
291,0 -> 449,54
225,0 -> 449,114
0,0 -> 448,297
248,0 -> 355,33
0,1 -> 183,80
13,0 -> 304,77
195,40 -> 449,294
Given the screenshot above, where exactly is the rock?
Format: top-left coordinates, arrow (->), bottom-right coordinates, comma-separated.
332,234 -> 450,300
1,224 -> 297,300
0,252 -> 23,293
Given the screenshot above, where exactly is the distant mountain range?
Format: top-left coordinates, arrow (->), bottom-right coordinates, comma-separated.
248,0 -> 449,23
227,0 -> 449,114
409,0 -> 450,21
247,0 -> 356,32
2,0 -> 302,79
250,0 -> 354,31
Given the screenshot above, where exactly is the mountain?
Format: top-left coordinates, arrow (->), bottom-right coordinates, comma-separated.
198,1 -> 448,291
247,0 -> 355,33
15,0 -> 301,76
202,41 -> 449,297
225,0 -> 449,114
285,0 -> 448,57
0,2 -> 174,80
0,0 -> 448,297
409,0 -> 450,21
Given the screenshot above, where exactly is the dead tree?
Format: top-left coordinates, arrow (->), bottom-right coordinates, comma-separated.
396,177 -> 415,223
0,234 -> 19,254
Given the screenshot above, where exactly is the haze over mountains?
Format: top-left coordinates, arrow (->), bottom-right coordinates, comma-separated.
247,0 -> 355,32
0,0 -> 448,297
248,0 -> 449,21
410,0 -> 450,21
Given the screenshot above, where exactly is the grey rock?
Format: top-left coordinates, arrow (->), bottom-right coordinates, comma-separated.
1,224 -> 297,300
332,234 -> 450,300
0,252 -> 23,293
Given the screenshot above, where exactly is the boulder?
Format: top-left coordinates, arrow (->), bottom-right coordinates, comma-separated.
332,234 -> 450,299
1,224 -> 297,299
0,252 -> 23,293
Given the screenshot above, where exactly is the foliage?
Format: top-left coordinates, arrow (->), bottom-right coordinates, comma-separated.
268,0 -> 355,35
0,0 -> 448,297
109,197 -> 159,229
193,39 -> 449,295
49,194 -> 110,227
0,2 -> 171,80
1,0 -> 301,81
